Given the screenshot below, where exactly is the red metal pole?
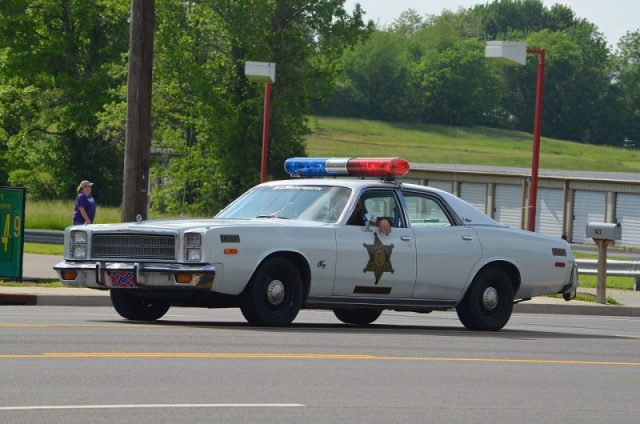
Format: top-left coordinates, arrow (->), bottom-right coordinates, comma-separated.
260,80 -> 272,183
526,49 -> 545,232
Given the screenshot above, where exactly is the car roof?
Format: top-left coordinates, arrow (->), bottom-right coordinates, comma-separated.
261,177 -> 398,190
262,178 -> 501,226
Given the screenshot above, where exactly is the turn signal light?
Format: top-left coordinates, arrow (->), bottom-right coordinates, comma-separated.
175,273 -> 193,284
61,271 -> 78,280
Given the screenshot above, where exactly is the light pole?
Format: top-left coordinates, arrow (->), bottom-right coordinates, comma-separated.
244,61 -> 276,183
485,41 -> 545,232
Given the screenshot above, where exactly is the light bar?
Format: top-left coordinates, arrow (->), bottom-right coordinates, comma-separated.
284,157 -> 410,178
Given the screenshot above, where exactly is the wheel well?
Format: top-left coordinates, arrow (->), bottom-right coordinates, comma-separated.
478,261 -> 521,294
255,251 -> 311,301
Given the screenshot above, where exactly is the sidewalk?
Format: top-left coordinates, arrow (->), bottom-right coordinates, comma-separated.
1,254 -> 639,317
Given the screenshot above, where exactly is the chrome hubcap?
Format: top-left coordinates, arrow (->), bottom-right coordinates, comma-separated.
482,287 -> 499,311
266,280 -> 285,306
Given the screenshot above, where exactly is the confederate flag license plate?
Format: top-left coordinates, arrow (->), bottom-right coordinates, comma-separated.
109,271 -> 138,288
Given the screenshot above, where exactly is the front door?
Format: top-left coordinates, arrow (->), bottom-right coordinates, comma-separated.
333,190 -> 416,298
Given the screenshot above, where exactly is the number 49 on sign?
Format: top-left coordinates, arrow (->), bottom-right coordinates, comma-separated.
0,187 -> 26,280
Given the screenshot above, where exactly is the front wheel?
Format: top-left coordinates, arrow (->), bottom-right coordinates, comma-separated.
110,289 -> 170,321
333,308 -> 382,325
456,268 -> 514,331
240,257 -> 303,326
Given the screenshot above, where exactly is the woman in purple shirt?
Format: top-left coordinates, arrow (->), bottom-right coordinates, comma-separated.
72,180 -> 97,225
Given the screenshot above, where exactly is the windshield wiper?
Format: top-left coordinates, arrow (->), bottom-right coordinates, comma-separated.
256,214 -> 289,219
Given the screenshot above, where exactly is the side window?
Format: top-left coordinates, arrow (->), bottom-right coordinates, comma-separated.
403,192 -> 452,228
348,191 -> 405,228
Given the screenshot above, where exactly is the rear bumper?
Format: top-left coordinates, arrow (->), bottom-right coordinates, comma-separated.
54,261 -> 216,290
561,263 -> 580,301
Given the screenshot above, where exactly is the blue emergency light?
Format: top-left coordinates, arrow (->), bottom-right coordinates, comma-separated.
284,157 -> 410,178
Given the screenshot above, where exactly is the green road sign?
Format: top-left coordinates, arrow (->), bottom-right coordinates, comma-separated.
0,186 -> 26,280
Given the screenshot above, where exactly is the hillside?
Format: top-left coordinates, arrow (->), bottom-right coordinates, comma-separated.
305,117 -> 640,173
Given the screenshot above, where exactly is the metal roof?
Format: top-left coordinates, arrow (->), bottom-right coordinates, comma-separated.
409,163 -> 640,183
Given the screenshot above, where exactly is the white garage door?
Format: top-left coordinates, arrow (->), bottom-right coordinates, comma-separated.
494,184 -> 523,228
616,193 -> 640,246
535,188 -> 564,238
459,183 -> 487,213
572,191 -> 606,244
428,180 -> 452,193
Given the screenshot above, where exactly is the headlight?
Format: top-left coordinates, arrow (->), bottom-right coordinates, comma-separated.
186,248 -> 201,262
71,230 -> 88,244
70,230 -> 88,259
185,233 -> 201,262
185,233 -> 201,248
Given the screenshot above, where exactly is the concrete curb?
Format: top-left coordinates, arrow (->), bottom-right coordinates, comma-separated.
35,295 -> 112,307
513,302 -> 640,317
1,290 -> 639,317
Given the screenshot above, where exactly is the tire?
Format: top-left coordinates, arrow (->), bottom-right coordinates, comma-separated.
240,257 -> 303,326
333,308 -> 382,325
110,289 -> 170,321
456,267 -> 514,331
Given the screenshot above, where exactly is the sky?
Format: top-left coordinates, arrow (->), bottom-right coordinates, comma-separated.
344,0 -> 638,48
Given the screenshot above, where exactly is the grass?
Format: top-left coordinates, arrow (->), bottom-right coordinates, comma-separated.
572,252 -> 638,290
0,280 -> 62,287
576,275 -> 636,291
548,292 -> 619,305
305,116 -> 640,172
25,200 -> 186,231
26,200 -> 122,230
24,242 -> 64,255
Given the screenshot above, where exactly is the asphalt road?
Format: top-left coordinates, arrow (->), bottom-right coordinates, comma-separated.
1,307 -> 639,424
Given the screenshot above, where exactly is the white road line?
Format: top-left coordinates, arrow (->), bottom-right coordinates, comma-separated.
0,403 -> 304,411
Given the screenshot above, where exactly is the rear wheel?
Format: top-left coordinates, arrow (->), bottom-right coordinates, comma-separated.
333,308 -> 382,325
456,268 -> 514,331
110,289 -> 170,321
240,257 -> 303,326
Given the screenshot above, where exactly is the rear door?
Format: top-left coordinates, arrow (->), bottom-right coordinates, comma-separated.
402,190 -> 482,301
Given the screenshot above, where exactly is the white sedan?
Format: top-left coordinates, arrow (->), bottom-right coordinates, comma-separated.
55,157 -> 578,331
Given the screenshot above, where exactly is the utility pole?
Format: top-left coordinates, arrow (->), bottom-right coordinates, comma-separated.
122,0 -> 154,222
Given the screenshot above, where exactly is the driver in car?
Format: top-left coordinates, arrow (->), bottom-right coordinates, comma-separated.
347,200 -> 392,236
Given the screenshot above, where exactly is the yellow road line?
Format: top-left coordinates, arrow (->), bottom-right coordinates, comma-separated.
0,352 -> 638,367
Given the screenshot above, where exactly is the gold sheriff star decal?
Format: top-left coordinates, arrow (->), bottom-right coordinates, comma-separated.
363,233 -> 395,284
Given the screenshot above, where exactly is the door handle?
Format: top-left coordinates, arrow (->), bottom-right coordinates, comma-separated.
461,235 -> 473,241
401,236 -> 412,241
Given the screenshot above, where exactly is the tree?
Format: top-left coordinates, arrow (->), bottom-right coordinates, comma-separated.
414,39 -> 501,126
0,0 -> 129,204
500,25 -> 619,144
320,31 -> 413,121
614,30 -> 640,143
146,0 -> 369,215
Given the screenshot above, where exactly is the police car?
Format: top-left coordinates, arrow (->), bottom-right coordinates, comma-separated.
55,158 -> 578,331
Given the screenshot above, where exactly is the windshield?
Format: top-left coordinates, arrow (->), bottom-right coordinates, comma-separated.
216,185 -> 352,223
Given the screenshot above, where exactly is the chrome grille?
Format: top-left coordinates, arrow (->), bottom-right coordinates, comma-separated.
91,233 -> 176,260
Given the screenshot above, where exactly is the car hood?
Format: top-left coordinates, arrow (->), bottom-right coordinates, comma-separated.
68,218 -> 328,234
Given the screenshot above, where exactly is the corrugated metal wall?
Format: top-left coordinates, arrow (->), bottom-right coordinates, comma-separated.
459,183 -> 487,214
494,185 -> 523,229
571,191 -> 606,244
427,180 -> 452,193
535,188 -> 564,238
616,193 -> 640,246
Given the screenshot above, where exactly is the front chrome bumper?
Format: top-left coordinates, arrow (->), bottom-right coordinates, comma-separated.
54,261 -> 216,290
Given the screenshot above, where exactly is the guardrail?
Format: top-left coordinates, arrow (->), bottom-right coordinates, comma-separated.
575,259 -> 640,291
25,229 -> 64,244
